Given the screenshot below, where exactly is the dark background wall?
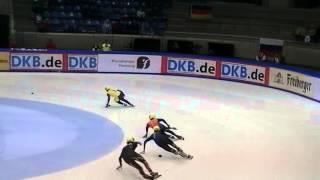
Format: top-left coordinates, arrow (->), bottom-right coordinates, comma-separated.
0,15 -> 10,48
0,0 -> 12,48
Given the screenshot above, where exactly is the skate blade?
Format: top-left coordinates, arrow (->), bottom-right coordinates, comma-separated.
153,174 -> 162,179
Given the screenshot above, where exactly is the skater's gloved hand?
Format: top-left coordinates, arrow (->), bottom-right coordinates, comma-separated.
105,104 -> 110,108
116,165 -> 122,170
142,135 -> 147,138
170,127 -> 177,130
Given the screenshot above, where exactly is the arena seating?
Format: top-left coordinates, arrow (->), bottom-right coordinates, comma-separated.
166,0 -> 320,40
32,0 -> 171,35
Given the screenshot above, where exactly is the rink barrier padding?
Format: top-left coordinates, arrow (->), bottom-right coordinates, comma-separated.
0,49 -> 319,103
67,54 -> 98,72
98,53 -> 162,73
9,51 -> 63,72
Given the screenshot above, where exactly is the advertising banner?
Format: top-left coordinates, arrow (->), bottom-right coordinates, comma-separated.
68,54 -> 98,72
166,57 -> 217,77
269,68 -> 315,98
0,52 -> 9,71
98,54 -> 162,73
221,62 -> 266,84
10,53 -> 63,71
313,78 -> 320,101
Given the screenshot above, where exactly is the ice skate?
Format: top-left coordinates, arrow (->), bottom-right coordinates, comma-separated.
177,136 -> 184,140
177,151 -> 192,159
151,172 -> 159,176
187,154 -> 193,160
151,173 -> 161,179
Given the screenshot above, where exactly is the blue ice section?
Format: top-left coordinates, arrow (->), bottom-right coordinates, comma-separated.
0,97 -> 123,180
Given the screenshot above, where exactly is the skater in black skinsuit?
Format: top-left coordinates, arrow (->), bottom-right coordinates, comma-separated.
117,137 -> 161,179
142,126 -> 193,159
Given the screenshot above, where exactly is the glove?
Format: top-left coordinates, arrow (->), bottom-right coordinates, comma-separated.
142,135 -> 147,138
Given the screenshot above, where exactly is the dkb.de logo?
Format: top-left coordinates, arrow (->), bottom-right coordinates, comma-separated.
136,56 -> 150,69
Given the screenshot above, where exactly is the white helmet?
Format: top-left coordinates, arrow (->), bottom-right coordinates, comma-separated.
149,113 -> 156,120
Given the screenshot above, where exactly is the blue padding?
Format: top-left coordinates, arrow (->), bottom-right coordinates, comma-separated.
0,97 -> 123,180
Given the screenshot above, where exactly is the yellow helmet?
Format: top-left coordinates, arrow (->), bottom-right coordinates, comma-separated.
149,113 -> 156,120
126,137 -> 135,144
153,126 -> 160,132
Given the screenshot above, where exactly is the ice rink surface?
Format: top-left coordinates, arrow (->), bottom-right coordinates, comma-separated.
0,72 -> 320,180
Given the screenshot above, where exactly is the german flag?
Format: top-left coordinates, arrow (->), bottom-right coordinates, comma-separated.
190,5 -> 212,20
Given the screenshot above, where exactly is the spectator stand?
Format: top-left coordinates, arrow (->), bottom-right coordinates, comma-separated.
32,0 -> 171,35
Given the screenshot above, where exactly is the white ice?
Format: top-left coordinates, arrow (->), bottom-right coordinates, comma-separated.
0,72 -> 320,180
